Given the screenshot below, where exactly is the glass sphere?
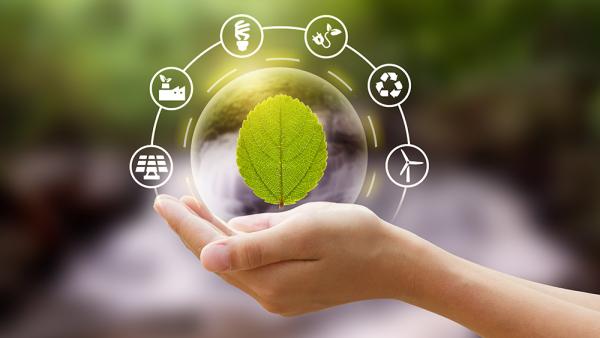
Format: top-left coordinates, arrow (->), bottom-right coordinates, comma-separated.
191,67 -> 367,220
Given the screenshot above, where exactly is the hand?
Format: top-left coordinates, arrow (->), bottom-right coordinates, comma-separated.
154,195 -> 600,337
153,195 -> 419,316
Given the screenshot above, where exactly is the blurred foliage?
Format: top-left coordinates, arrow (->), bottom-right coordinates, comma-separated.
0,0 -> 598,245
1,0 -> 598,149
0,0 -> 599,323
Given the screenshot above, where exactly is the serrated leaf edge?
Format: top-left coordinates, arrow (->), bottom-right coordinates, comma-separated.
236,95 -> 328,206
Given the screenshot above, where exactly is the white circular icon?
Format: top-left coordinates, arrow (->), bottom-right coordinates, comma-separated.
368,63 -> 411,107
220,14 -> 264,58
304,15 -> 348,59
150,67 -> 194,111
129,145 -> 174,189
385,144 -> 429,188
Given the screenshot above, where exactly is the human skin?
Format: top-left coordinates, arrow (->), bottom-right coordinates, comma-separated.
154,194 -> 600,338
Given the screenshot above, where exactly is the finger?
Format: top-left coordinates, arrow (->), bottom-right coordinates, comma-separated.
180,195 -> 214,221
180,195 -> 235,236
227,211 -> 291,233
154,194 -> 224,256
200,218 -> 317,272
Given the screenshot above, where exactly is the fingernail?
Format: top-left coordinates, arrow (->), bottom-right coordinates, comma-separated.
153,195 -> 186,221
180,195 -> 195,202
153,196 -> 164,213
204,242 -> 230,272
153,194 -> 173,213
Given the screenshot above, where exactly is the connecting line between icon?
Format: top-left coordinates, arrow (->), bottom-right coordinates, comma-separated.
398,105 -> 411,145
183,41 -> 222,72
150,108 -> 162,145
393,188 -> 408,219
345,45 -> 376,70
262,26 -> 306,31
149,32 -> 411,152
143,18 -> 420,221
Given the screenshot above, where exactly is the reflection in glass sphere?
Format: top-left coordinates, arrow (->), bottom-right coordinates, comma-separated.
191,67 -> 367,220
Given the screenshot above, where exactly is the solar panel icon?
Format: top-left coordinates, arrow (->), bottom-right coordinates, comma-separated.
134,154 -> 168,180
129,145 -> 173,189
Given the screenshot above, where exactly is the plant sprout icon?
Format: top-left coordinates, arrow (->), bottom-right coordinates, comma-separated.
399,149 -> 424,183
234,20 -> 251,51
311,23 -> 342,49
159,74 -> 171,87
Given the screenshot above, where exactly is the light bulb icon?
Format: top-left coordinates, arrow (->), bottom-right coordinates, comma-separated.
234,20 -> 251,51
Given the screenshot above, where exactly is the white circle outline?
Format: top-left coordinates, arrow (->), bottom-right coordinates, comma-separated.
147,22 -> 418,219
304,15 -> 348,59
220,14 -> 264,58
149,67 -> 194,111
129,144 -> 174,189
367,63 -> 412,107
385,144 -> 429,188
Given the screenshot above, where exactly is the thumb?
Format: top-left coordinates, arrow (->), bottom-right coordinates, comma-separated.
200,220 -> 314,272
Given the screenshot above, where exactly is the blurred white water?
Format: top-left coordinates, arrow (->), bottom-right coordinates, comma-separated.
6,164 -> 577,338
196,131 -> 367,220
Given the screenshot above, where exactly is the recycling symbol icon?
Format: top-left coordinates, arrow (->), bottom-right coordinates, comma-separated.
375,72 -> 403,98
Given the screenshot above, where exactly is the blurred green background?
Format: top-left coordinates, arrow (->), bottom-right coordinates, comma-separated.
1,1 -> 599,337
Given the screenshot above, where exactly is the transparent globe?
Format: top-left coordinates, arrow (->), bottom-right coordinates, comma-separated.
191,67 -> 367,220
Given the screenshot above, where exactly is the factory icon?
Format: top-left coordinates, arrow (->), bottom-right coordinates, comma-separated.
158,74 -> 186,102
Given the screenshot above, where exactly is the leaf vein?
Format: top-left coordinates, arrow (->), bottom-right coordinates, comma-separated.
241,140 -> 278,201
284,137 -> 326,200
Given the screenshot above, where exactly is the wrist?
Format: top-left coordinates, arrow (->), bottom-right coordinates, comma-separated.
376,222 -> 459,304
379,222 -> 484,324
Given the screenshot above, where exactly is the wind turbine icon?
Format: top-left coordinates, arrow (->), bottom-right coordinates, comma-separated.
399,149 -> 424,183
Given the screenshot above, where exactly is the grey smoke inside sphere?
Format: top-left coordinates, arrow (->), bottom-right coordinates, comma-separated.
191,67 -> 367,220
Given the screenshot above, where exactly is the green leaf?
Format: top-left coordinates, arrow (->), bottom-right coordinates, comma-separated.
236,94 -> 328,207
